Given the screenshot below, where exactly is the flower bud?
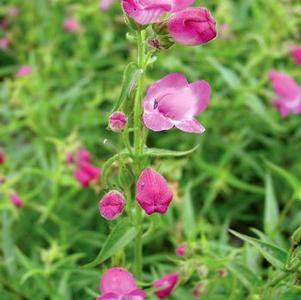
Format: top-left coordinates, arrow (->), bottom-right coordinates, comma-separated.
0,149 -> 5,165
167,8 -> 217,46
291,47 -> 301,66
16,65 -> 32,77
192,282 -> 208,299
63,18 -> 81,33
10,192 -> 24,208
99,191 -> 125,220
153,272 -> 179,299
109,111 -> 128,132
175,243 -> 187,257
136,168 -> 173,215
218,268 -> 228,278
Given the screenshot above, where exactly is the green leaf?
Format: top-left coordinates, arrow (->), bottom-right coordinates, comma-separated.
229,230 -> 288,270
83,218 -> 137,268
142,145 -> 199,158
228,262 -> 262,291
183,182 -> 196,239
264,174 -> 279,237
111,62 -> 142,113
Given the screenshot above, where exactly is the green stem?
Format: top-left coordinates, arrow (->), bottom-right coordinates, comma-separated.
276,197 -> 295,229
133,29 -> 146,281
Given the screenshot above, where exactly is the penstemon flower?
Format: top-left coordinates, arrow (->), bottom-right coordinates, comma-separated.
10,192 -> 24,208
136,168 -> 173,215
269,71 -> 301,117
153,272 -> 179,299
97,268 -> 146,299
109,111 -> 128,132
143,73 -> 210,133
99,191 -> 125,220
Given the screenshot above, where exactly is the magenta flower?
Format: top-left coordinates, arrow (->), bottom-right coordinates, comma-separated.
167,7 -> 217,46
109,111 -> 128,132
10,193 -> 24,208
0,37 -> 9,49
16,65 -> 32,77
175,243 -> 187,257
76,147 -> 92,163
74,162 -> 101,188
291,47 -> 301,66
99,191 -> 125,220
100,0 -> 117,11
0,150 -> 5,165
143,73 -> 210,133
63,18 -> 81,33
122,0 -> 195,25
269,71 -> 301,117
136,168 -> 173,215
97,267 -> 146,300
153,272 -> 179,299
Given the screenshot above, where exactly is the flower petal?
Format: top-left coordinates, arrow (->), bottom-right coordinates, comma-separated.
175,119 -> 205,133
143,111 -> 174,132
189,80 -> 211,114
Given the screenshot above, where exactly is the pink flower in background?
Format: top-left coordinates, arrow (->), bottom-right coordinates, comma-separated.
136,168 -> 173,215
10,193 -> 24,208
16,65 -> 32,77
291,47 -> 301,66
153,272 -> 179,299
63,18 -> 81,33
122,0 -> 195,25
109,111 -> 128,132
0,37 -> 9,49
175,243 -> 187,256
76,147 -> 92,163
0,150 -> 5,165
97,267 -> 146,300
143,73 -> 210,133
100,0 -> 117,11
74,161 -> 101,188
0,19 -> 8,29
167,8 -> 217,46
8,7 -> 19,18
99,191 -> 125,220
269,71 -> 301,117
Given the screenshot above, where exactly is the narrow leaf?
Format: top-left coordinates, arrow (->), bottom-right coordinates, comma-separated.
83,218 -> 137,268
142,145 -> 199,158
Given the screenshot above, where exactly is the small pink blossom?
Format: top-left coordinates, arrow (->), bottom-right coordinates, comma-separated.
0,150 -> 5,165
0,37 -> 9,49
109,111 -> 128,132
136,168 -> 173,215
269,71 -> 301,117
167,7 -> 217,46
76,147 -> 92,163
65,152 -> 75,164
74,162 -> 101,188
175,243 -> 187,257
99,191 -> 125,220
8,7 -> 19,18
97,267 -> 146,300
16,65 -> 32,77
10,192 -> 24,208
100,0 -> 117,11
122,0 -> 195,25
143,73 -> 210,133
0,19 -> 8,29
291,47 -> 301,66
153,272 -> 179,299
63,18 -> 81,33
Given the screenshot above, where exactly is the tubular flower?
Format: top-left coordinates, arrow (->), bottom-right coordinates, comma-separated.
136,168 -> 173,215
167,7 -> 217,46
97,267 -> 146,300
99,191 -> 125,220
143,73 -> 210,133
122,0 -> 195,25
153,272 -> 179,299
269,71 -> 301,117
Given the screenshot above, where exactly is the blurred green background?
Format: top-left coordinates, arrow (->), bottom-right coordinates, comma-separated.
1,0 -> 301,299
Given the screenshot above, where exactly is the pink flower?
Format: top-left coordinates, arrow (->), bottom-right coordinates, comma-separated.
0,150 -> 5,165
269,71 -> 301,117
8,7 -> 19,18
143,73 -> 210,133
63,18 -> 81,33
122,0 -> 195,25
74,162 -> 101,188
97,267 -> 146,300
153,272 -> 179,299
99,191 -> 125,220
167,7 -> 217,46
16,65 -> 32,77
76,147 -> 92,163
0,37 -> 9,49
10,193 -> 24,208
175,243 -> 187,257
109,111 -> 128,132
136,168 -> 173,215
0,19 -> 8,29
291,47 -> 301,66
100,0 -> 117,11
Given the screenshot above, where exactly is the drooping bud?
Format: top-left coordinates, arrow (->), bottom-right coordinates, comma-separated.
175,243 -> 187,257
109,111 -> 128,132
10,192 -> 24,208
153,272 -> 179,299
99,191 -> 125,220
